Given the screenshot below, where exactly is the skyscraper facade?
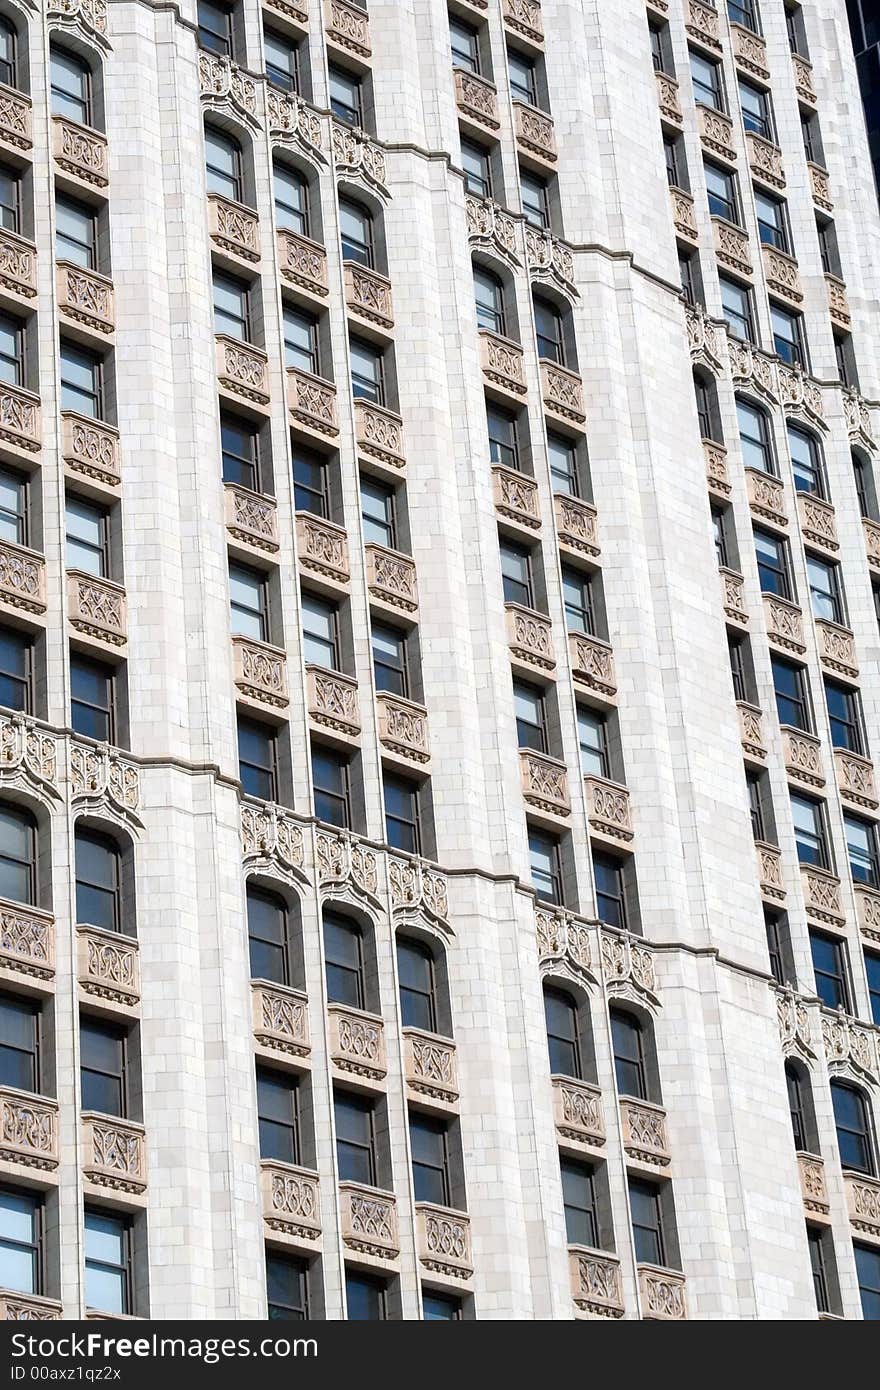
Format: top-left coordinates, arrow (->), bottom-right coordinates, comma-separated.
0,0 -> 878,1323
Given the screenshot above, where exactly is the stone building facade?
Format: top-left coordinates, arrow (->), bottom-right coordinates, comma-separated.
0,0 -> 878,1323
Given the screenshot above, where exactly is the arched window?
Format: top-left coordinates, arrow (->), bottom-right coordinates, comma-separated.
736,397 -> 775,475
544,986 -> 580,1078
339,197 -> 374,268
785,1061 -> 817,1153
274,161 -> 309,237
533,293 -> 568,366
473,265 -> 506,336
831,1081 -> 876,1175
787,423 -> 825,498
323,910 -> 364,1009
74,827 -> 122,934
396,936 -> 437,1033
0,802 -> 36,905
205,127 -> 243,203
0,16 -> 16,90
247,884 -> 290,986
610,1007 -> 649,1101
50,46 -> 92,127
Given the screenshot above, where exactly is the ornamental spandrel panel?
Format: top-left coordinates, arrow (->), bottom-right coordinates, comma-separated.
584,776 -> 633,844
638,1265 -> 687,1320
797,1152 -> 830,1219
69,742 -> 141,817
780,726 -> 824,790
502,0 -> 543,45
81,1113 -> 147,1200
844,1171 -> 880,1243
0,383 -> 40,456
712,218 -> 751,276
415,1204 -> 473,1284
353,400 -> 405,472
568,631 -> 615,697
52,116 -> 108,187
343,262 -> 394,332
0,1293 -> 62,1320
377,693 -> 430,764
863,518 -> 880,574
261,1161 -> 321,1248
807,161 -> 832,212
620,1098 -> 670,1167
466,195 -> 518,263
737,701 -> 766,762
552,1077 -> 605,1150
506,603 -> 555,674
365,543 -> 418,615
720,568 -> 748,626
251,982 -> 310,1062
0,899 -> 55,986
685,0 -> 720,51
730,23 -> 768,80
697,105 -> 736,163
0,83 -> 32,151
762,593 -> 804,655
77,925 -> 140,1014
792,53 -> 816,106
264,0 -> 309,28
387,857 -> 449,924
224,484 -> 279,557
295,513 -> 349,587
513,101 -> 557,165
856,884 -> 880,945
315,828 -> 379,900
554,493 -> 598,557
600,930 -> 657,998
56,262 -> 115,335
761,245 -> 802,305
67,571 -> 127,649
825,275 -> 851,331
745,468 -> 786,527
821,1011 -> 878,1082
0,540 -> 46,618
207,194 -> 261,265
0,230 -> 35,301
816,619 -> 857,679
520,749 -> 570,823
524,226 -> 575,291
232,635 -> 289,710
339,1182 -> 399,1264
402,1029 -> 459,1108
331,123 -> 387,194
796,494 -> 837,555
62,412 -> 120,490
756,840 -> 784,901
328,1004 -> 386,1082
0,1088 -> 59,1173
198,53 -> 257,124
288,367 -> 338,439
569,1247 -> 624,1319
540,361 -> 585,425
669,186 -> 697,244
276,230 -> 329,301
479,330 -> 527,399
216,335 -> 270,410
834,749 -> 878,812
800,865 -> 844,927
491,466 -> 541,532
746,132 -> 785,190
654,71 -> 682,127
324,0 -> 371,59
306,665 -> 360,739
453,69 -> 500,133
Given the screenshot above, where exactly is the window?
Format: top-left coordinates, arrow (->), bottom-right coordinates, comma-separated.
737,399 -> 774,474
866,952 -> 880,1027
0,466 -> 26,544
728,0 -> 759,32
311,744 -> 350,827
0,1188 -> 41,1294
237,716 -> 278,801
787,425 -> 824,497
56,195 -> 98,270
0,18 -> 15,90
754,529 -> 791,599
80,1017 -> 126,1117
790,794 -> 830,869
450,18 -> 480,73
324,912 -> 364,1009
810,930 -> 850,1011
60,340 -> 102,418
213,272 -> 250,342
831,1082 -> 875,1175
520,170 -> 550,229
746,770 -> 771,842
339,199 -> 373,267
771,303 -> 806,369
705,164 -> 740,224
205,128 -> 242,202
0,803 -> 35,905
826,681 -> 865,755
221,413 -> 260,491
474,267 -> 506,336
562,566 -> 595,635
257,1067 -> 299,1165
75,828 -> 120,934
728,634 -> 755,704
397,937 -> 436,1033
649,24 -> 671,76
0,313 -> 23,385
663,135 -> 686,190
694,375 -> 720,443
384,774 -> 422,855
283,305 -> 320,376
301,592 -> 338,668
807,556 -> 844,626
628,1179 -> 666,1266
845,814 -> 880,887
529,828 -> 562,905
329,66 -> 362,127
765,910 -> 792,985
0,627 -> 30,714
349,337 -> 383,404
335,1091 -> 375,1185
372,623 -> 407,697
578,706 -> 609,778
487,405 -> 519,470
755,191 -> 790,251
544,987 -> 580,1077
816,219 -> 841,277
593,851 -> 627,930
611,1009 -> 647,1099
678,250 -> 702,307
273,163 -> 308,236
508,48 -> 538,106
739,79 -> 773,139
800,109 -> 823,166
198,0 -> 232,57
461,139 -> 491,199
264,27 -> 299,92
807,1227 -> 832,1315
66,496 -> 108,578
500,540 -> 533,608
855,1244 -> 880,1321
346,1271 -> 386,1321
534,297 -> 566,365
84,1209 -> 130,1315
292,448 -> 328,517
548,433 -> 581,495
786,5 -> 807,57
423,1291 -> 461,1320
71,655 -> 115,744
835,334 -> 858,392
50,47 -> 91,125
720,277 -> 754,342
713,508 -> 733,569
247,886 -> 289,985
266,1252 -> 308,1320
786,1062 -> 812,1151
0,993 -> 38,1092
853,450 -> 877,521
410,1114 -> 450,1205
513,680 -> 547,753
229,563 -> 268,641
772,657 -> 811,731
0,164 -> 19,233
561,1159 -> 598,1247
690,51 -> 725,110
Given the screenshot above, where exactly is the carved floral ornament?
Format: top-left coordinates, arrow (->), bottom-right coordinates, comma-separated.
775,986 -> 815,1062
821,1011 -> 879,1086
685,304 -> 725,376
777,365 -> 826,432
600,929 -> 659,1010
316,828 -> 380,909
525,226 -> 577,300
69,741 -> 142,830
727,337 -> 779,405
240,803 -> 309,886
199,52 -> 260,131
267,89 -> 325,163
332,122 -> 389,199
0,713 -> 59,805
47,0 -> 110,51
465,196 -> 520,267
387,856 -> 451,933
844,390 -> 875,451
536,905 -> 597,989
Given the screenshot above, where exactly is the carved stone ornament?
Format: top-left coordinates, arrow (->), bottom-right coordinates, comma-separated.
684,304 -> 724,375
266,89 -> 325,161
387,855 -> 450,930
331,121 -> 388,198
775,986 -> 815,1062
240,803 -> 308,886
536,905 -> 597,988
47,0 -> 110,51
316,828 -> 380,908
465,195 -> 520,267
69,740 -> 142,829
0,713 -> 59,803
600,929 -> 659,1010
199,52 -> 260,131
821,1010 -> 879,1085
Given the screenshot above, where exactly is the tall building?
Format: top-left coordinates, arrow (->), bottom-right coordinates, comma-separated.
846,0 -> 880,206
0,0 -> 878,1324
